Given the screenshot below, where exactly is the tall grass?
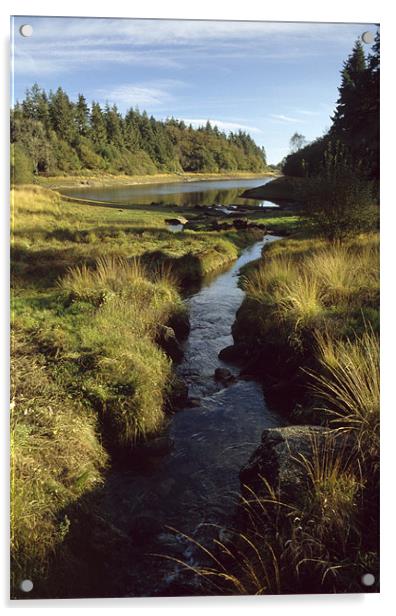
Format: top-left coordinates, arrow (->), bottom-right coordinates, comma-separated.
241,235 -> 379,346
11,334 -> 107,591
308,328 -> 380,466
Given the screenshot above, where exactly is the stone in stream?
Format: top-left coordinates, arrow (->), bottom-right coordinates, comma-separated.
218,343 -> 250,364
240,426 -> 356,506
214,367 -> 237,385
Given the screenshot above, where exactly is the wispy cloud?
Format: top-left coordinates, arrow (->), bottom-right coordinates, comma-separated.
294,108 -> 321,116
179,118 -> 263,134
270,113 -> 302,123
12,16 -> 371,76
95,80 -> 185,108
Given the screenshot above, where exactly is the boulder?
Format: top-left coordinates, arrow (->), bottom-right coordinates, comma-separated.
156,325 -> 184,362
218,343 -> 249,364
240,426 -> 354,506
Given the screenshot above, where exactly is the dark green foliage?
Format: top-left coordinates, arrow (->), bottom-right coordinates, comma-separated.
282,33 -> 379,183
11,85 -> 268,177
300,167 -> 379,241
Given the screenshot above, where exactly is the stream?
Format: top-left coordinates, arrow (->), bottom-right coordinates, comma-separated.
93,235 -> 284,597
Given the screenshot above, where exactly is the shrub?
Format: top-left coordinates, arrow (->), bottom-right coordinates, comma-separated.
300,170 -> 378,241
11,143 -> 34,185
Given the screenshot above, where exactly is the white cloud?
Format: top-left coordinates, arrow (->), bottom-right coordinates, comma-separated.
270,113 -> 301,123
95,81 -> 182,107
12,16 -> 369,76
178,118 -> 263,134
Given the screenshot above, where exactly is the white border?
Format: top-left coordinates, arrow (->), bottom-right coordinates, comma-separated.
1,1 -> 393,614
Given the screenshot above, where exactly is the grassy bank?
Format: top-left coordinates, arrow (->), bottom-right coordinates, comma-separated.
11,184 -> 273,592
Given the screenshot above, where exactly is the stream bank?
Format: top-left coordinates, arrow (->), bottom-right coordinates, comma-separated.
33,235 -> 285,598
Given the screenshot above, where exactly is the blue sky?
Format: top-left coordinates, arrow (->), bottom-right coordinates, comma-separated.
11,16 -> 377,163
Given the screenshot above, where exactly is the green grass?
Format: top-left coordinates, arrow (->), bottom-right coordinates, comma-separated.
11,333 -> 108,590
239,234 -> 379,349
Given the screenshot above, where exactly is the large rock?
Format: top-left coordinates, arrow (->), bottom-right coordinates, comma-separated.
156,325 -> 184,362
218,343 -> 250,364
240,425 -> 354,506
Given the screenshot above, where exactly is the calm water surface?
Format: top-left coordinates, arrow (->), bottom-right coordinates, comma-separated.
61,176 -> 278,208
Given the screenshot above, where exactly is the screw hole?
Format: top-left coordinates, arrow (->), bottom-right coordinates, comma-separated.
361,573 -> 375,587
20,579 -> 33,592
19,24 -> 33,38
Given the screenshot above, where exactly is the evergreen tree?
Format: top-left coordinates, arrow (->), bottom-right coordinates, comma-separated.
75,94 -> 90,137
48,87 -> 76,143
90,102 -> 107,149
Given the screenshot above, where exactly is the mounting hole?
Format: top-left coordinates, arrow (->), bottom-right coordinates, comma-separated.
19,24 -> 33,38
361,31 -> 374,44
20,579 -> 33,592
361,573 -> 375,587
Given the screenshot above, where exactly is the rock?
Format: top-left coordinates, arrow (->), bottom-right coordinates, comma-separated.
167,311 -> 190,341
129,516 -> 163,546
214,367 -> 237,385
186,397 -> 201,408
232,217 -> 249,229
218,343 -> 249,364
168,379 -> 189,410
156,325 -> 184,362
240,426 -> 355,506
137,436 -> 174,457
165,217 -> 188,225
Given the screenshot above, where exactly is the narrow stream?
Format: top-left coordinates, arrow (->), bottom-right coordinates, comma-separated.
95,235 -> 284,597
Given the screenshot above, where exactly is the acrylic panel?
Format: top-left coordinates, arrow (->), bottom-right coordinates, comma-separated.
10,16 -> 379,599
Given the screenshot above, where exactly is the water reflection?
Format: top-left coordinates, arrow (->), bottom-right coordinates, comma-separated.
61,176 -> 278,209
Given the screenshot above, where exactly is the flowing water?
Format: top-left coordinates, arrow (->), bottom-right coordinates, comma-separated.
61,175 -> 278,208
94,235 -> 285,597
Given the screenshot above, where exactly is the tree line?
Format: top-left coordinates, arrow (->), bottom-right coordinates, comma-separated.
282,32 -> 379,183
10,85 -> 268,182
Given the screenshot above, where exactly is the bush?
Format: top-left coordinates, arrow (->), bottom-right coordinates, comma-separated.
300,170 -> 379,241
11,143 -> 34,185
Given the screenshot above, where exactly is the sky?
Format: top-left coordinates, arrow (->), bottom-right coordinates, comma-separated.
11,16 -> 378,164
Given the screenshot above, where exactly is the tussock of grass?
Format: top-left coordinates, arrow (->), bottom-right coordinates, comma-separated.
308,328 -> 380,466
11,334 -> 107,589
241,234 -> 379,347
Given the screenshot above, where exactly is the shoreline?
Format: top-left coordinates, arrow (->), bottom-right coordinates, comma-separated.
35,171 -> 279,191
